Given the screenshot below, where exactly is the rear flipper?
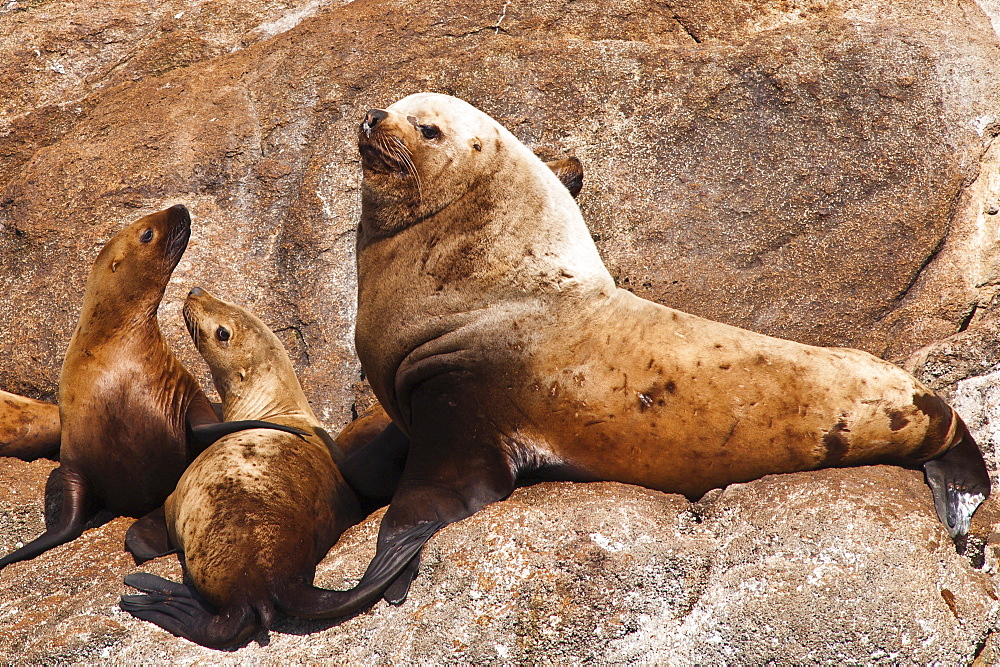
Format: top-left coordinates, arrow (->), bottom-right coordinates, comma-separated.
0,466 -> 89,571
120,572 -> 257,649
125,507 -> 176,564
276,519 -> 444,620
923,429 -> 991,538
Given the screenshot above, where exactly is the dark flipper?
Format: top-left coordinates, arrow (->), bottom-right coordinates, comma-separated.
275,520 -> 444,620
125,507 -> 176,564
121,572 -> 257,649
0,466 -> 89,570
923,428 -> 991,538
544,156 -> 584,198
338,422 -> 409,508
382,552 -> 420,605
188,420 -> 309,449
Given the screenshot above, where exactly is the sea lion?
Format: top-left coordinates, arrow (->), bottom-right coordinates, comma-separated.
0,206 -> 304,571
330,152 -> 586,511
119,288 -> 366,648
309,92 -> 992,616
0,389 -> 60,460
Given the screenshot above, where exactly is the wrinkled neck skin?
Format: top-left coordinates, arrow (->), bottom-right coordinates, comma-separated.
213,356 -> 318,426
355,128 -> 615,422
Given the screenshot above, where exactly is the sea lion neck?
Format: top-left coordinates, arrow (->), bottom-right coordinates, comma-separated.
213,354 -> 315,424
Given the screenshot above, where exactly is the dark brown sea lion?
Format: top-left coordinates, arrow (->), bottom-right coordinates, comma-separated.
0,389 -> 60,460
0,206 -> 304,572
119,288 -> 367,647
311,94 -> 994,616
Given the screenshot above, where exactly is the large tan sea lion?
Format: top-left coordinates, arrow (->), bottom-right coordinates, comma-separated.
326,94 -> 993,615
0,206 -> 304,572
0,389 -> 60,460
120,288 -> 392,647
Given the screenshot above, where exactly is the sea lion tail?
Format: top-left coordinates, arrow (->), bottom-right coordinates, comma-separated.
120,572 -> 259,649
923,423 -> 991,538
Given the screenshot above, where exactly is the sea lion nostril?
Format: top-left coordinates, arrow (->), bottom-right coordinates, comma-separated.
188,286 -> 205,297
363,109 -> 388,132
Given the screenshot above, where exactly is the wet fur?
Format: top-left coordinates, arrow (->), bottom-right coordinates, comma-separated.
0,206 -> 217,571
0,389 -> 60,460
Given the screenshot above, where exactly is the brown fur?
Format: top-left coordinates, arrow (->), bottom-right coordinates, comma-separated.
59,205 -> 215,516
153,289 -> 362,644
0,389 -> 60,460
0,205 -> 225,572
325,93 -> 989,615
334,403 -> 392,459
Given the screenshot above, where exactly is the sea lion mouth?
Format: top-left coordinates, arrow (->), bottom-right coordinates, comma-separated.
182,301 -> 201,350
163,204 -> 192,262
182,287 -> 208,350
358,131 -> 415,178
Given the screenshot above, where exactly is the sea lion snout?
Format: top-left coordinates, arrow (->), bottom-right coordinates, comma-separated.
188,286 -> 206,298
362,109 -> 388,136
166,203 -> 190,220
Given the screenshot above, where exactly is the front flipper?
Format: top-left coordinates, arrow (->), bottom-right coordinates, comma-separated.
120,572 -> 257,648
0,466 -> 89,570
923,428 -> 991,538
338,422 -> 410,509
382,552 -> 421,605
125,507 -> 176,564
188,420 -> 309,449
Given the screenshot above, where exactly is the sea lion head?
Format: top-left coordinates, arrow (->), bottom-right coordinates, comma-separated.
358,92 -> 511,238
95,203 -> 190,278
182,287 -> 296,408
77,204 -> 191,333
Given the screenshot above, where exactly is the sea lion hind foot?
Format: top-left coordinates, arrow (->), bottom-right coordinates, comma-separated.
276,520 -> 444,620
125,507 -> 176,564
121,573 -> 257,648
923,431 -> 991,538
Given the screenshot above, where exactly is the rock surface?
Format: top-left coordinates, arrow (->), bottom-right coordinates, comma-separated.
4,0 -> 1000,662
1,458 -> 997,663
3,0 -> 1000,420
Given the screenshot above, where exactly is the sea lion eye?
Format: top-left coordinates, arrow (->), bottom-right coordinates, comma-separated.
216,326 -> 231,342
419,125 -> 440,140
140,228 -> 154,243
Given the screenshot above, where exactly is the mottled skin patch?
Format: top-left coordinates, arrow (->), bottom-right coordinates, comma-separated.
122,289 -> 365,648
821,420 -> 851,467
336,93 -> 989,617
0,389 -> 60,460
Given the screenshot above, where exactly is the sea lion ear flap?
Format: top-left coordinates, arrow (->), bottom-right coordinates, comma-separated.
469,137 -> 483,152
544,156 -> 584,199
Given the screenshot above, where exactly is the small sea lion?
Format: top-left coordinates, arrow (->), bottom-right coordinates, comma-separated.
119,288 -> 366,647
0,389 -> 60,460
0,206 -> 303,572
311,93 -> 990,615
